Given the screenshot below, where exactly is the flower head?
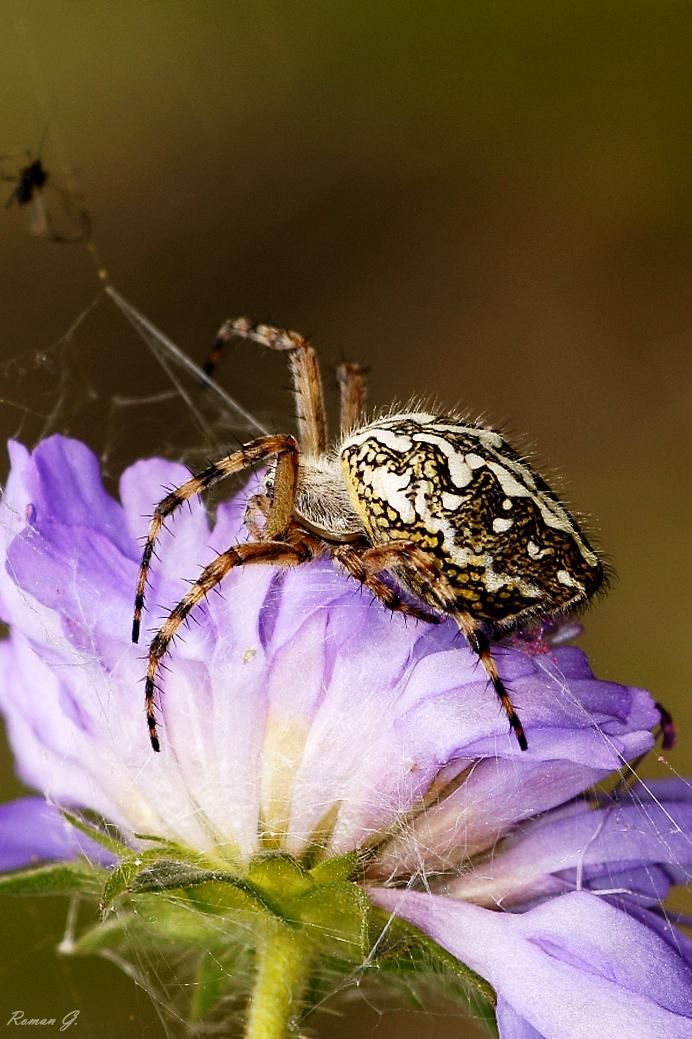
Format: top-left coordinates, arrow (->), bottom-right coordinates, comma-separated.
1,435 -> 690,1038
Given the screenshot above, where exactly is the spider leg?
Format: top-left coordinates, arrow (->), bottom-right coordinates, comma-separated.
455,611 -> 528,752
145,538 -> 313,751
336,361 -> 368,434
343,538 -> 528,751
207,318 -> 328,455
132,434 -> 299,643
332,540 -> 443,624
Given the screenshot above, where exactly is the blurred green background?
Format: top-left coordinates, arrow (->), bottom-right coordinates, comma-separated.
0,2 -> 690,1036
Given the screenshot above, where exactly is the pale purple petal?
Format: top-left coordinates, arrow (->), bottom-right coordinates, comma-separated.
370,888 -> 692,1039
610,901 -> 692,968
22,437 -> 132,555
495,1002 -> 544,1039
446,781 -> 692,908
371,757 -> 603,878
0,797 -> 112,869
7,520 -> 134,652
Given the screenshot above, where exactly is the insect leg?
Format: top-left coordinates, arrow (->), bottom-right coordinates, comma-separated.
243,493 -> 270,539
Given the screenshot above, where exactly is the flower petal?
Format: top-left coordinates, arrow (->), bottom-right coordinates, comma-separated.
0,797 -> 110,870
370,888 -> 692,1039
446,779 -> 692,908
371,757 -> 604,878
495,1001 -> 544,1039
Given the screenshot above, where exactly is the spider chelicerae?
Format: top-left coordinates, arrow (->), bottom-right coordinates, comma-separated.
132,319 -> 606,752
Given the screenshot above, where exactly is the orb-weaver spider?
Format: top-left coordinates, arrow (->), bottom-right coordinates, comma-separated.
132,319 -> 606,752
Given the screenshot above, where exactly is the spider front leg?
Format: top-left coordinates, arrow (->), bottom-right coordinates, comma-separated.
132,434 -> 299,643
145,538 -> 313,752
207,318 -> 328,455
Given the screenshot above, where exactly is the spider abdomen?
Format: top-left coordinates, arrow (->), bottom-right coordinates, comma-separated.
340,413 -> 606,627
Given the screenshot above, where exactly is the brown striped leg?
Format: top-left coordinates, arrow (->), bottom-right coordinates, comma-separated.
145,538 -> 312,752
207,318 -> 328,455
332,541 -> 443,624
336,361 -> 368,434
362,539 -> 460,612
132,434 -> 299,643
455,612 -> 528,751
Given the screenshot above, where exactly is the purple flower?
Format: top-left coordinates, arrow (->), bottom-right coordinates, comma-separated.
0,435 -> 690,1038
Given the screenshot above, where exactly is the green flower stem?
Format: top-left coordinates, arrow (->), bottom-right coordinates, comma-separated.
245,926 -> 312,1039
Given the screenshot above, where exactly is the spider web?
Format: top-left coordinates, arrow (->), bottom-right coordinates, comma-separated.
0,285 -> 271,478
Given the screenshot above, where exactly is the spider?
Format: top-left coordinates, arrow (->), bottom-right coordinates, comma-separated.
132,319 -> 607,752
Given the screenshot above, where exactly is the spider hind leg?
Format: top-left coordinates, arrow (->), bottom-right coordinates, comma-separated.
456,613 -> 528,751
332,542 -> 442,624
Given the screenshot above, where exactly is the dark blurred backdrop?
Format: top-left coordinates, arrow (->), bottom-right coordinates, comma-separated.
0,3 -> 690,1037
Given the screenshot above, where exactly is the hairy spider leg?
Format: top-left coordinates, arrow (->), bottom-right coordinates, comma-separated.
332,540 -> 442,624
208,318 -> 328,456
145,539 -> 312,751
455,612 -> 528,751
132,434 -> 300,644
344,536 -> 529,751
336,361 -> 368,434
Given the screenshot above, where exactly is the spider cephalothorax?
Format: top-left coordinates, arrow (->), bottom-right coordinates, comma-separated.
132,319 -> 606,752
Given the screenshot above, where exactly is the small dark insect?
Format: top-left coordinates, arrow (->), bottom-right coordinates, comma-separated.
3,152 -> 89,242
4,156 -> 48,208
133,320 -> 607,752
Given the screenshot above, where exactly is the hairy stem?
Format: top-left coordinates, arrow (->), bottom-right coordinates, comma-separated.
244,927 -> 311,1039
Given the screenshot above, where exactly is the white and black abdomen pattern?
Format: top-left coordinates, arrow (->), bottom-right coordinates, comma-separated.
340,413 -> 605,626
